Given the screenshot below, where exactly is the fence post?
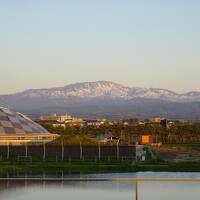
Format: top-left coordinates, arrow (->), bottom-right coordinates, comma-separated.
43,142 -> 46,161
61,141 -> 64,161
25,143 -> 28,157
80,142 -> 83,160
117,141 -> 119,160
108,156 -> 110,162
7,143 -> 10,159
98,142 -> 101,161
135,145 -> 137,163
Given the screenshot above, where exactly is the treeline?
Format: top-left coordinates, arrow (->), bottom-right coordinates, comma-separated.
40,122 -> 200,144
41,123 -> 200,137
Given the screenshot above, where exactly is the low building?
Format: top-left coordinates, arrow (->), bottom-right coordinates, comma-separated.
84,119 -> 105,126
149,117 -> 168,128
38,120 -> 66,129
39,113 -> 83,127
150,116 -> 165,123
97,133 -> 120,144
40,113 -> 73,122
66,120 -> 83,126
123,122 -> 129,126
138,121 -> 146,125
167,121 -> 175,127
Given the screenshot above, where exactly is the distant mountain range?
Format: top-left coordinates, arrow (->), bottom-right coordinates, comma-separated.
1,81 -> 200,119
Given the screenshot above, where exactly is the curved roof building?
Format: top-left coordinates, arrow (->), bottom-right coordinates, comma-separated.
0,107 -> 58,145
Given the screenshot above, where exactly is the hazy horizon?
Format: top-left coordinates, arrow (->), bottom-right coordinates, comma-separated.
1,1 -> 200,94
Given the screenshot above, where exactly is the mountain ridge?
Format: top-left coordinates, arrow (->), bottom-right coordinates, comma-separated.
1,81 -> 200,119
4,81 -> 200,102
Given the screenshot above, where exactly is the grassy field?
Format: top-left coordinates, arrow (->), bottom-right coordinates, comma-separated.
1,159 -> 200,175
1,144 -> 200,175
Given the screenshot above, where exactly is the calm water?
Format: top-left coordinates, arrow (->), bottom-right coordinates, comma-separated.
1,173 -> 200,200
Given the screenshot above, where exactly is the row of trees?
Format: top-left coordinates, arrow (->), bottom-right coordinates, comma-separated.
40,122 -> 200,144
41,123 -> 200,136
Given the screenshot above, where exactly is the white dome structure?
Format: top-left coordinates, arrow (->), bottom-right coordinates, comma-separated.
0,107 -> 58,145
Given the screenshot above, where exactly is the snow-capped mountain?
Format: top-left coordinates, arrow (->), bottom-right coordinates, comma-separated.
11,81 -> 200,102
18,81 -> 130,99
1,81 -> 200,119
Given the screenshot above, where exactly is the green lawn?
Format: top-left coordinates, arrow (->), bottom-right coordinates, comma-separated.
1,159 -> 200,175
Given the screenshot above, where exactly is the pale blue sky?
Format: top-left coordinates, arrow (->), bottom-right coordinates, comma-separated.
0,0 -> 200,94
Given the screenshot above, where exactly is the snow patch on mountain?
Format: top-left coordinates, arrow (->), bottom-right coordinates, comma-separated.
12,81 -> 200,102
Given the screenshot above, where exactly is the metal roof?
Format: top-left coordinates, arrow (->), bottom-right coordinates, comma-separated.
0,107 -> 50,135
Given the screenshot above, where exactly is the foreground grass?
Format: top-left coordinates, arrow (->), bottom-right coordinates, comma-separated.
1,160 -> 200,175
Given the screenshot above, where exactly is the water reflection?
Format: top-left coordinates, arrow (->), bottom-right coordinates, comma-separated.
0,180 -> 134,200
139,181 -> 200,200
1,173 -> 200,200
